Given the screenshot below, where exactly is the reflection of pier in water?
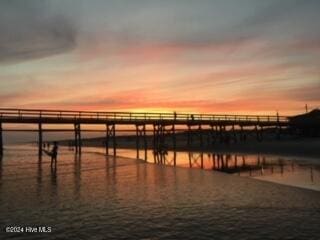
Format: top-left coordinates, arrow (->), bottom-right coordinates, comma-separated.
149,150 -> 319,183
0,146 -> 318,194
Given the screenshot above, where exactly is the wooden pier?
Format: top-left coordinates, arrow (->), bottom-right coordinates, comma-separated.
0,108 -> 290,157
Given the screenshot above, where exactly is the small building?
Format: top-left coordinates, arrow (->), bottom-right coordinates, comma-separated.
288,109 -> 320,137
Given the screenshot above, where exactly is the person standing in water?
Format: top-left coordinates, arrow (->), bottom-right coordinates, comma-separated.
46,141 -> 58,167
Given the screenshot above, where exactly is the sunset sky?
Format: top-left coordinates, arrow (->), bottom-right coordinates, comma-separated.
0,0 -> 319,115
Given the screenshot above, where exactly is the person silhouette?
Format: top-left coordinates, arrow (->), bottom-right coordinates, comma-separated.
51,142 -> 58,165
173,111 -> 177,121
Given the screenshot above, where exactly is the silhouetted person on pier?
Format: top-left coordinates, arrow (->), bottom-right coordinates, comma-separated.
174,111 -> 177,121
191,114 -> 194,121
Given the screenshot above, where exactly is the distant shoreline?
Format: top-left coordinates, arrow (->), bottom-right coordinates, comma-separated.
57,136 -> 320,159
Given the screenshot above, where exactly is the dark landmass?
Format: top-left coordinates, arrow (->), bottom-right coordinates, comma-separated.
58,130 -> 320,159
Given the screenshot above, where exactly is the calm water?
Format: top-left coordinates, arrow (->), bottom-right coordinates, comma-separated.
0,145 -> 320,239
115,148 -> 320,191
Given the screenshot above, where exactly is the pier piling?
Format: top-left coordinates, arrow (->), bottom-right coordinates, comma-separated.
38,123 -> 42,156
74,123 -> 82,154
172,124 -> 176,151
136,124 -> 147,160
0,122 -> 3,156
199,124 -> 203,149
187,125 -> 192,147
106,124 -> 116,156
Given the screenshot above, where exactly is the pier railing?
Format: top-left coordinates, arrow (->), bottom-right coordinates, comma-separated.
0,108 -> 288,123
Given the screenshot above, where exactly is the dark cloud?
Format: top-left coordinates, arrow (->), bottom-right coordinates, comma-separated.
229,0 -> 320,41
0,0 -> 76,64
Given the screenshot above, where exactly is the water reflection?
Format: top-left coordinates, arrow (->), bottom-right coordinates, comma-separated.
152,150 -> 318,180
115,148 -> 320,191
105,155 -> 117,190
153,149 -> 176,166
188,152 -> 204,168
74,154 -> 81,199
1,146 -> 320,240
51,163 -> 57,185
0,146 -> 319,193
36,156 -> 42,195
